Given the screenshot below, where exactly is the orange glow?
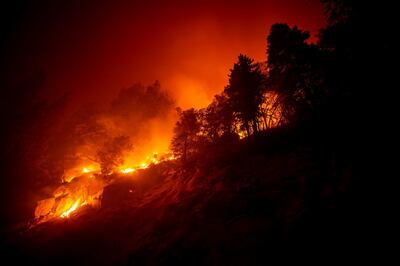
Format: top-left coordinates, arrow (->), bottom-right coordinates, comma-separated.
81,164 -> 100,174
33,92 -> 280,224
34,150 -> 177,224
238,131 -> 246,139
82,167 -> 91,173
19,0 -> 325,230
120,168 -> 135,174
260,92 -> 283,129
118,151 -> 175,174
34,174 -> 104,224
63,164 -> 100,182
60,199 -> 81,218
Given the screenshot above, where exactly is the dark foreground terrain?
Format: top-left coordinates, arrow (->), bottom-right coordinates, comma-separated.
2,125 -> 371,265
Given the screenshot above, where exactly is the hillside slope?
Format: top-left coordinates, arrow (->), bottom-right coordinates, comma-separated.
5,126 -> 362,265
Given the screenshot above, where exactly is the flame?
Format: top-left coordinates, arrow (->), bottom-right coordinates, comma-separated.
120,168 -> 135,174
81,164 -> 99,174
82,167 -> 91,173
34,175 -> 104,224
34,151 -> 177,224
60,199 -> 81,218
118,151 -> 171,174
238,131 -> 246,139
63,164 -> 100,182
33,93 -> 281,226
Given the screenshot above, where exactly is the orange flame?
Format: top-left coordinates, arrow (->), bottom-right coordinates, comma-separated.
60,199 -> 81,218
120,168 -> 135,174
34,151 -> 176,224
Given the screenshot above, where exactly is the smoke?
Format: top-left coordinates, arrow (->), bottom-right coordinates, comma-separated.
0,0 -> 326,225
106,81 -> 177,165
44,80 -> 177,182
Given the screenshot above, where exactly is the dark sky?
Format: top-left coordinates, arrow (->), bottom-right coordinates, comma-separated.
2,0 -> 326,109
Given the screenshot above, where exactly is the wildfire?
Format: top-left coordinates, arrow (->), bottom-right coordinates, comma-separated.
34,174 -> 104,224
82,167 -> 91,173
60,199 -> 81,218
238,131 -> 246,139
120,168 -> 135,174
81,164 -> 99,174
63,164 -> 100,182
34,151 -> 177,224
117,152 -> 175,175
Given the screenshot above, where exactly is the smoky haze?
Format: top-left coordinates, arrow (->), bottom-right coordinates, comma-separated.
1,0 -> 325,109
0,0 -> 325,226
0,77 -> 177,226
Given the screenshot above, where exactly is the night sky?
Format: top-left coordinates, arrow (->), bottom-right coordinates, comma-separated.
1,0 -> 325,109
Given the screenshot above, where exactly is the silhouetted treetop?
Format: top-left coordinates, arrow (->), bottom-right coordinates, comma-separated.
267,24 -> 311,70
203,92 -> 235,141
224,54 -> 265,136
267,23 -> 325,122
321,0 -> 356,25
170,108 -> 202,164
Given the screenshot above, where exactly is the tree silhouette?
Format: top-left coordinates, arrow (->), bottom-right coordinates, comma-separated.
267,23 -> 324,122
224,54 -> 265,136
46,104 -> 109,180
96,136 -> 132,175
170,108 -> 201,164
321,0 -> 355,25
203,92 -> 235,141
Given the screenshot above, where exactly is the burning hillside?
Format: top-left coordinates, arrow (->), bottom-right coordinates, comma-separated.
33,151 -> 176,224
31,78 -> 282,225
11,126 -> 357,265
31,91 -> 283,226
34,173 -> 104,222
21,81 -> 178,226
0,0 -> 371,263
